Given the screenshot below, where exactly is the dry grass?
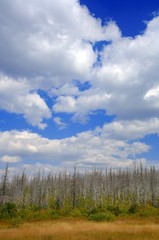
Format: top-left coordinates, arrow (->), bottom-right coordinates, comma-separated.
1,218 -> 159,240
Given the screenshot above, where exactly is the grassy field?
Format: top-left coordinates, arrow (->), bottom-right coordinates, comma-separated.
1,218 -> 159,240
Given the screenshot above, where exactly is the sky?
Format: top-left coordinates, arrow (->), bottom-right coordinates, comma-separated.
0,0 -> 159,174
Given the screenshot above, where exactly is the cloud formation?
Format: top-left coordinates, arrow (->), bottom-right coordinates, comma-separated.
1,155 -> 21,163
0,127 -> 150,169
53,16 -> 159,122
53,117 -> 68,130
0,0 -> 159,169
0,0 -> 119,79
1,0 -> 159,128
0,74 -> 51,128
0,0 -> 121,127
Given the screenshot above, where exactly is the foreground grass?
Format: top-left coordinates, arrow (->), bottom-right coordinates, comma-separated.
1,218 -> 159,240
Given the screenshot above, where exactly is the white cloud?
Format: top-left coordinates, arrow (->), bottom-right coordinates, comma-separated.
52,15 -> 159,122
92,16 -> 159,120
1,155 -> 22,163
144,86 -> 159,110
0,128 -> 150,169
0,0 -> 159,129
99,118 -> 159,140
0,0 -> 159,170
0,0 -> 119,81
0,0 -> 121,126
53,90 -> 111,122
50,83 -> 79,97
53,117 -> 68,130
0,74 -> 51,128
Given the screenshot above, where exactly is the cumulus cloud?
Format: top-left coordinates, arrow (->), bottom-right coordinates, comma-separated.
99,118 -> 159,140
1,0 -> 159,128
53,15 -> 159,123
1,155 -> 22,163
0,74 -> 51,128
0,0 -> 120,80
92,16 -> 159,120
0,0 -> 121,127
0,0 -> 159,169
53,90 -> 111,122
0,128 -> 150,169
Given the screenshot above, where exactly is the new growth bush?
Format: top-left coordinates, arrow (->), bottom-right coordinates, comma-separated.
88,211 -> 115,222
0,202 -> 17,219
87,207 -> 115,222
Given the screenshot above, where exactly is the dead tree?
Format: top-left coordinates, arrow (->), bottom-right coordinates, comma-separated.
0,163 -> 9,204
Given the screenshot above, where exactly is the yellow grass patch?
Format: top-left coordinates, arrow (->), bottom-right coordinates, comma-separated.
1,219 -> 159,240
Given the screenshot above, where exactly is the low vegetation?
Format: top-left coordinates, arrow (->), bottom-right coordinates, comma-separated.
1,219 -> 159,240
1,164 -> 159,239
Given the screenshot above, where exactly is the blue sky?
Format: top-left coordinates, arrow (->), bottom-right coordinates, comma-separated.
0,0 -> 159,173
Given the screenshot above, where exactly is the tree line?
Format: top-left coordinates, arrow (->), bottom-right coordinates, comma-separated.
1,163 -> 159,210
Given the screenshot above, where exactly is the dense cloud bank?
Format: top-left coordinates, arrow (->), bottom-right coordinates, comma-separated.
0,0 -> 159,169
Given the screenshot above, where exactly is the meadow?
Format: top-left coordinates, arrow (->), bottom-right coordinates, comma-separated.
1,218 -> 159,240
1,165 -> 159,239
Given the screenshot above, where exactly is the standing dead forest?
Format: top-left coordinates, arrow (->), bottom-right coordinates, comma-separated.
1,163 -> 159,222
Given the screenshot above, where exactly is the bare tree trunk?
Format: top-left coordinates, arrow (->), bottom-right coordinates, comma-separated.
71,166 -> 77,208
0,163 -> 9,204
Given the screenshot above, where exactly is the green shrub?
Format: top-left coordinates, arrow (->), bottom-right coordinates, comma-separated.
18,207 -> 49,221
88,211 -> 115,222
48,209 -> 61,219
70,208 -> 82,217
31,205 -> 41,211
137,206 -> 159,217
0,202 -> 17,219
107,205 -> 122,216
18,207 -> 32,220
128,203 -> 138,214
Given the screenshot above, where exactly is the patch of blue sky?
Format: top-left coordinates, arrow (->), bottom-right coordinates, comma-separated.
73,80 -> 91,92
45,110 -> 114,139
93,40 -> 111,52
139,134 -> 159,164
0,110 -> 31,132
80,0 -> 159,37
37,89 -> 54,109
92,40 -> 111,67
0,98 -> 114,141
